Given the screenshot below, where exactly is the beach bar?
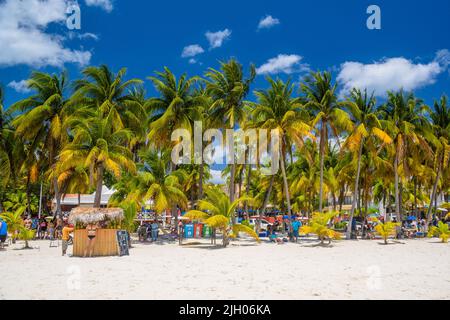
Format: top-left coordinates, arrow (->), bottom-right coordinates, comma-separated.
69,207 -> 125,257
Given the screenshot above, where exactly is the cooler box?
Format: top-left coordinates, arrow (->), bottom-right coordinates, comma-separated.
194,223 -> 203,238
202,225 -> 212,238
184,224 -> 194,238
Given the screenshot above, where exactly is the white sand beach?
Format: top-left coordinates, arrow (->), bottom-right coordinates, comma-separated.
1,238 -> 449,300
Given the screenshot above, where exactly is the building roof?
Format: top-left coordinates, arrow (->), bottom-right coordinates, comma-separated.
53,185 -> 114,206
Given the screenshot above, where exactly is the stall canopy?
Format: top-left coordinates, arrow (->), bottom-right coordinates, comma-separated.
69,207 -> 124,225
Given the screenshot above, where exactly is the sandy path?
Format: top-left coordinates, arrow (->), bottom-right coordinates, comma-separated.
0,238 -> 449,300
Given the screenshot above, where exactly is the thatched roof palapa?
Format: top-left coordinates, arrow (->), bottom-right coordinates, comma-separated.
69,207 -> 124,225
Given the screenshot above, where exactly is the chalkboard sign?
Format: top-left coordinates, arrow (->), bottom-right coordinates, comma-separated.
116,230 -> 129,256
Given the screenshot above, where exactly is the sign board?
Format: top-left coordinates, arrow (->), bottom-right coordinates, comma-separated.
116,230 -> 129,256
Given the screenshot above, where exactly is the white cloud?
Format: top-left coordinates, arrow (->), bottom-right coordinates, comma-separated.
0,0 -> 91,68
188,58 -> 197,64
258,15 -> 280,30
337,51 -> 450,97
85,0 -> 113,12
7,80 -> 32,94
205,29 -> 231,49
181,44 -> 204,58
256,54 -> 308,75
208,169 -> 225,185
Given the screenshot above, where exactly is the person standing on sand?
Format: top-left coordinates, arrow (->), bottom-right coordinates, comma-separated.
0,218 -> 8,249
84,223 -> 98,257
292,217 -> 302,242
61,224 -> 74,256
151,220 -> 159,242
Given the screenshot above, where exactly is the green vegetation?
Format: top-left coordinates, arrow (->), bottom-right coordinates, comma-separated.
0,61 -> 449,246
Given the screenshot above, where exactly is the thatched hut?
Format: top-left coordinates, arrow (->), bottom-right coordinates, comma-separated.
69,207 -> 124,226
69,207 -> 125,257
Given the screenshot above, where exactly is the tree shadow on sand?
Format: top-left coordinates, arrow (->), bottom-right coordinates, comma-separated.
377,240 -> 406,245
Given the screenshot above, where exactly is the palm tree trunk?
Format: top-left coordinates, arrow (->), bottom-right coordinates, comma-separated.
244,163 -> 251,213
94,163 -> 104,208
426,164 -> 441,230
53,177 -> 62,217
279,143 -> 292,219
319,126 -> 325,213
170,162 -> 179,232
238,169 -> 243,199
394,153 -> 401,222
261,175 -> 275,214
414,178 -> 418,218
229,163 -> 236,225
346,140 -> 363,239
199,163 -> 204,200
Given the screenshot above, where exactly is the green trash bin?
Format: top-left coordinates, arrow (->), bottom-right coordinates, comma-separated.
202,225 -> 212,238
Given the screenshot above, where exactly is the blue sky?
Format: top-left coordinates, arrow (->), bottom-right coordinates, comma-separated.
1,0 -> 449,109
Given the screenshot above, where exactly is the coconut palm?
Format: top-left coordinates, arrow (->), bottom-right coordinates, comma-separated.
252,77 -> 311,218
123,148 -> 188,213
301,71 -> 352,212
185,186 -> 259,247
73,65 -> 143,133
375,221 -> 400,244
11,72 -> 72,216
300,211 -> 341,245
381,90 -> 431,222
343,88 -> 392,239
59,115 -> 136,207
147,68 -> 203,147
425,96 -> 450,226
428,221 -> 450,243
205,59 -> 256,206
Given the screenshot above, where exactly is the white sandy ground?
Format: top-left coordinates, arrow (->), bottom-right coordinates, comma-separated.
0,237 -> 449,300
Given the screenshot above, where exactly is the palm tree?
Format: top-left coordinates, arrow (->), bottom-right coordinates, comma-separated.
425,95 -> 450,227
185,186 -> 259,247
0,86 -> 14,188
381,90 -> 431,222
124,148 -> 188,214
205,59 -> 256,209
147,68 -> 203,146
11,72 -> 71,217
59,115 -> 136,207
147,68 -> 204,226
252,77 -> 311,219
73,65 -> 143,133
301,71 -> 351,212
343,88 -> 392,239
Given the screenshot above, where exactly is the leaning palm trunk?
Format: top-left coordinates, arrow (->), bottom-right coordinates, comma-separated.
279,144 -> 292,219
261,175 -> 275,214
318,126 -> 325,213
394,154 -> 401,222
53,177 -> 62,217
426,164 -> 441,231
94,163 -> 104,208
346,140 -> 364,239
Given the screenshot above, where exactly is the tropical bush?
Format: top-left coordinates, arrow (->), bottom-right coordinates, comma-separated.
374,221 -> 400,244
18,228 -> 35,249
185,187 -> 259,247
428,221 -> 450,243
300,211 -> 341,244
